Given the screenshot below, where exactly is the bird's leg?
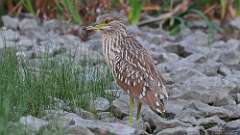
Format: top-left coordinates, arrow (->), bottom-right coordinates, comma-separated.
136,100 -> 142,128
128,96 -> 134,126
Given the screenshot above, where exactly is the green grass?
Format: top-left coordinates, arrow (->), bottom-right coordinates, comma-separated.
235,0 -> 240,16
128,0 -> 143,25
21,0 -> 36,15
0,48 -> 114,135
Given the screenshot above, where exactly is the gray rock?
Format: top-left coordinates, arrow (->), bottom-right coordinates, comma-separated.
189,20 -> 208,28
153,52 -> 180,64
0,36 -> 16,49
17,36 -> 35,47
111,95 -> 130,119
181,101 -> 235,119
51,112 -> 137,135
197,116 -> 225,129
163,44 -> 191,58
86,39 -> 102,52
50,97 -> 71,111
97,112 -> 116,122
180,75 -> 236,106
165,58 -> 195,73
229,87 -> 240,104
91,97 -> 110,112
156,127 -> 201,135
19,115 -> 48,132
43,19 -> 62,31
1,15 -> 19,29
229,17 -> 240,30
225,73 -> 240,88
169,68 -> 204,84
165,99 -> 188,117
65,126 -> 95,135
218,65 -> 232,76
218,49 -> 240,66
105,89 -> 123,98
156,127 -> 187,135
207,126 -> 223,135
0,29 -> 20,41
142,108 -> 191,130
179,30 -> 209,53
194,60 -> 221,76
74,108 -> 96,120
223,119 -> 240,135
179,115 -> 198,126
223,105 -> 240,120
19,18 -> 39,30
70,47 -> 104,65
183,53 -> 207,63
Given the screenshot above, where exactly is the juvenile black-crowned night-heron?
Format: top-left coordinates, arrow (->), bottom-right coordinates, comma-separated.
86,14 -> 168,127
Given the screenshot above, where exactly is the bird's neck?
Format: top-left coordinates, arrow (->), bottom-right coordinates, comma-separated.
102,31 -> 126,66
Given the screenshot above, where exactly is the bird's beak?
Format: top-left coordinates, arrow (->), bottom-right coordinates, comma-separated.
86,23 -> 106,31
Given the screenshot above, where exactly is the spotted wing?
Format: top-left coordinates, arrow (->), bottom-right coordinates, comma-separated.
112,36 -> 168,113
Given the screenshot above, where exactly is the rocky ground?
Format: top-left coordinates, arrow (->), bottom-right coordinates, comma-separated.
1,14 -> 240,135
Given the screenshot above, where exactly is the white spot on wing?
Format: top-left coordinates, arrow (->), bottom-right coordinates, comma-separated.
156,109 -> 161,113
156,101 -> 160,106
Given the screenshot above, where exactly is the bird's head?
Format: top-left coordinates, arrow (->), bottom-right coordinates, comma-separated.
86,14 -> 127,35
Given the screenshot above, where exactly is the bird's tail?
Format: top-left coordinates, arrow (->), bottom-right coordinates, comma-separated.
142,86 -> 167,115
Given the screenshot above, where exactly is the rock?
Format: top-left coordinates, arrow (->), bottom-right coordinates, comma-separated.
17,36 -> 35,47
197,116 -> 225,129
153,52 -> 180,65
70,47 -> 104,65
164,99 -> 188,118
207,126 -> 223,135
179,115 -> 198,126
74,108 -> 96,120
181,101 -> 235,120
0,29 -> 20,41
164,58 -> 195,73
50,112 -> 137,135
179,75 -> 236,106
97,112 -> 116,122
50,97 -> 71,111
223,105 -> 240,119
218,49 -> 240,66
43,19 -> 62,31
229,87 -> 240,104
91,97 -> 110,112
184,53 -> 207,63
1,15 -> 19,29
111,95 -> 130,119
0,37 -> 16,49
189,20 -> 208,28
194,60 -> 221,76
19,115 -> 48,132
229,17 -> 240,30
179,30 -> 209,54
163,44 -> 192,58
169,68 -> 204,84
19,18 -> 39,30
223,119 -> 240,135
218,65 -> 232,76
105,89 -> 123,98
86,39 -> 102,52
156,127 -> 187,135
225,73 -> 240,88
156,127 -> 201,135
142,108 -> 191,131
65,126 -> 95,135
